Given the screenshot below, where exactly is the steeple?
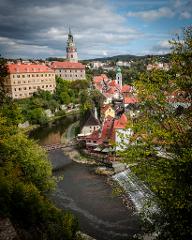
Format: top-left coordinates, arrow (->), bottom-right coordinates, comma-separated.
66,27 -> 78,62
116,66 -> 122,89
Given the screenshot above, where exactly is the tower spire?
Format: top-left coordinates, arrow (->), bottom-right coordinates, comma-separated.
66,27 -> 78,62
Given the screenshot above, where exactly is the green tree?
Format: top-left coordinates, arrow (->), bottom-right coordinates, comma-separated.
122,26 -> 192,240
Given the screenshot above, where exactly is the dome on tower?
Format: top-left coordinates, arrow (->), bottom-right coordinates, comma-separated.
116,66 -> 121,73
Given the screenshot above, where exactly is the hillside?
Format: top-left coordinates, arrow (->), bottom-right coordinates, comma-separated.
83,53 -> 171,63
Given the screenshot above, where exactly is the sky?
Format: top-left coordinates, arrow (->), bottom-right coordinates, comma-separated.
0,0 -> 191,59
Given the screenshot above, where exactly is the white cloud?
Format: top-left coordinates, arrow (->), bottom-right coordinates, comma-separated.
180,11 -> 191,19
0,36 -> 62,58
0,0 -> 143,58
127,7 -> 175,21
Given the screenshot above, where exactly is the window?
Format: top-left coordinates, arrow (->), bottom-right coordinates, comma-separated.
24,87 -> 27,90
29,87 -> 31,89
41,74 -> 43,77
45,74 -> 47,77
36,74 -> 39,77
19,88 -> 21,90
13,75 -> 15,78
22,75 -> 25,78
17,75 -> 20,78
42,85 -> 44,88
49,85 -> 52,87
14,88 -> 16,91
32,74 -> 34,77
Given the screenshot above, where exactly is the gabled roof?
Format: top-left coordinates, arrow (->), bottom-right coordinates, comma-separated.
93,74 -> 108,83
85,130 -> 100,140
100,115 -> 114,143
124,96 -> 139,104
114,114 -> 128,129
7,63 -> 54,73
83,113 -> 100,127
51,61 -> 85,69
121,84 -> 132,93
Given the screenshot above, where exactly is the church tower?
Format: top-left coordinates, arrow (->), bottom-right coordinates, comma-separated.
116,66 -> 122,89
66,28 -> 78,62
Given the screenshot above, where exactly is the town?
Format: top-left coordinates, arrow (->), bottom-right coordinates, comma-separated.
0,9 -> 191,240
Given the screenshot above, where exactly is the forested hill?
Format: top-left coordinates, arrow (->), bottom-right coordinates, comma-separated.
83,53 -> 171,62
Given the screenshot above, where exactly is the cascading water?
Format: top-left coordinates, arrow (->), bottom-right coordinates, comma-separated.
112,169 -> 157,217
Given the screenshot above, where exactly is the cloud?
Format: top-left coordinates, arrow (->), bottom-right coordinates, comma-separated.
180,11 -> 191,19
0,0 -> 142,59
126,0 -> 192,21
127,7 -> 175,21
151,40 -> 171,54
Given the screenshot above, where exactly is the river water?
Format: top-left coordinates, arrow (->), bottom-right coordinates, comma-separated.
30,116 -> 140,240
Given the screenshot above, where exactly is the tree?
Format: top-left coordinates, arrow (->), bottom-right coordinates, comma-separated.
122,26 -> 192,240
0,60 -> 79,238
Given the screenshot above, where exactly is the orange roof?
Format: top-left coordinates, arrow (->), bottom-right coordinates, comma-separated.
93,74 -> 108,83
109,80 -> 117,87
85,130 -> 100,140
121,84 -> 132,93
51,61 -> 85,69
7,63 -> 54,73
114,114 -> 128,129
100,115 -> 114,141
124,96 -> 139,104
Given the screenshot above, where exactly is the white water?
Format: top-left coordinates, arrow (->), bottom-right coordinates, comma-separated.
112,169 -> 157,216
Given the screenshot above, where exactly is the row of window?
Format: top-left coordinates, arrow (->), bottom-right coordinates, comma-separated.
58,69 -> 84,73
13,79 -> 54,84
59,74 -> 84,78
13,89 -> 54,98
12,73 -> 54,78
14,85 -> 54,91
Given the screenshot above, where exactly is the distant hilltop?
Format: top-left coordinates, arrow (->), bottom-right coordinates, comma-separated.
83,53 -> 171,62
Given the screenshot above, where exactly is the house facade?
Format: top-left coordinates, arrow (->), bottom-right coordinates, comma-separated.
5,63 -> 56,99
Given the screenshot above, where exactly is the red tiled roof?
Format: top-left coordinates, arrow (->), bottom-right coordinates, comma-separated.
85,130 -> 100,140
121,84 -> 132,93
7,63 -> 54,73
114,114 -> 128,129
93,74 -> 108,83
124,96 -> 139,104
100,116 -> 114,142
108,80 -> 117,87
51,61 -> 85,69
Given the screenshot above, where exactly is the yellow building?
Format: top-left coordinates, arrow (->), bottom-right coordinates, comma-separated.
101,105 -> 115,120
4,63 -> 56,99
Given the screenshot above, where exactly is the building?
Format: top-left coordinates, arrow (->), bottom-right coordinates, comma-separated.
51,61 -> 85,80
101,104 -> 115,121
78,113 -> 100,137
5,63 -> 56,99
66,27 -> 78,63
51,28 -> 86,80
115,66 -> 122,89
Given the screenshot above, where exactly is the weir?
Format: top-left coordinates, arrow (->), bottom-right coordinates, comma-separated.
112,169 -> 157,216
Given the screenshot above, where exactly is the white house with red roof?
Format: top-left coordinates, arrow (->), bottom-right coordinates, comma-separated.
51,61 -> 85,81
5,63 -> 56,99
113,114 -> 133,151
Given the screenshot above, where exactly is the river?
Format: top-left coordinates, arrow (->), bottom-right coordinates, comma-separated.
30,116 -> 141,240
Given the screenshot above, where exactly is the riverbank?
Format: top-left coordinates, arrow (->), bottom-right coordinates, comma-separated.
21,109 -> 79,134
61,121 -> 97,165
